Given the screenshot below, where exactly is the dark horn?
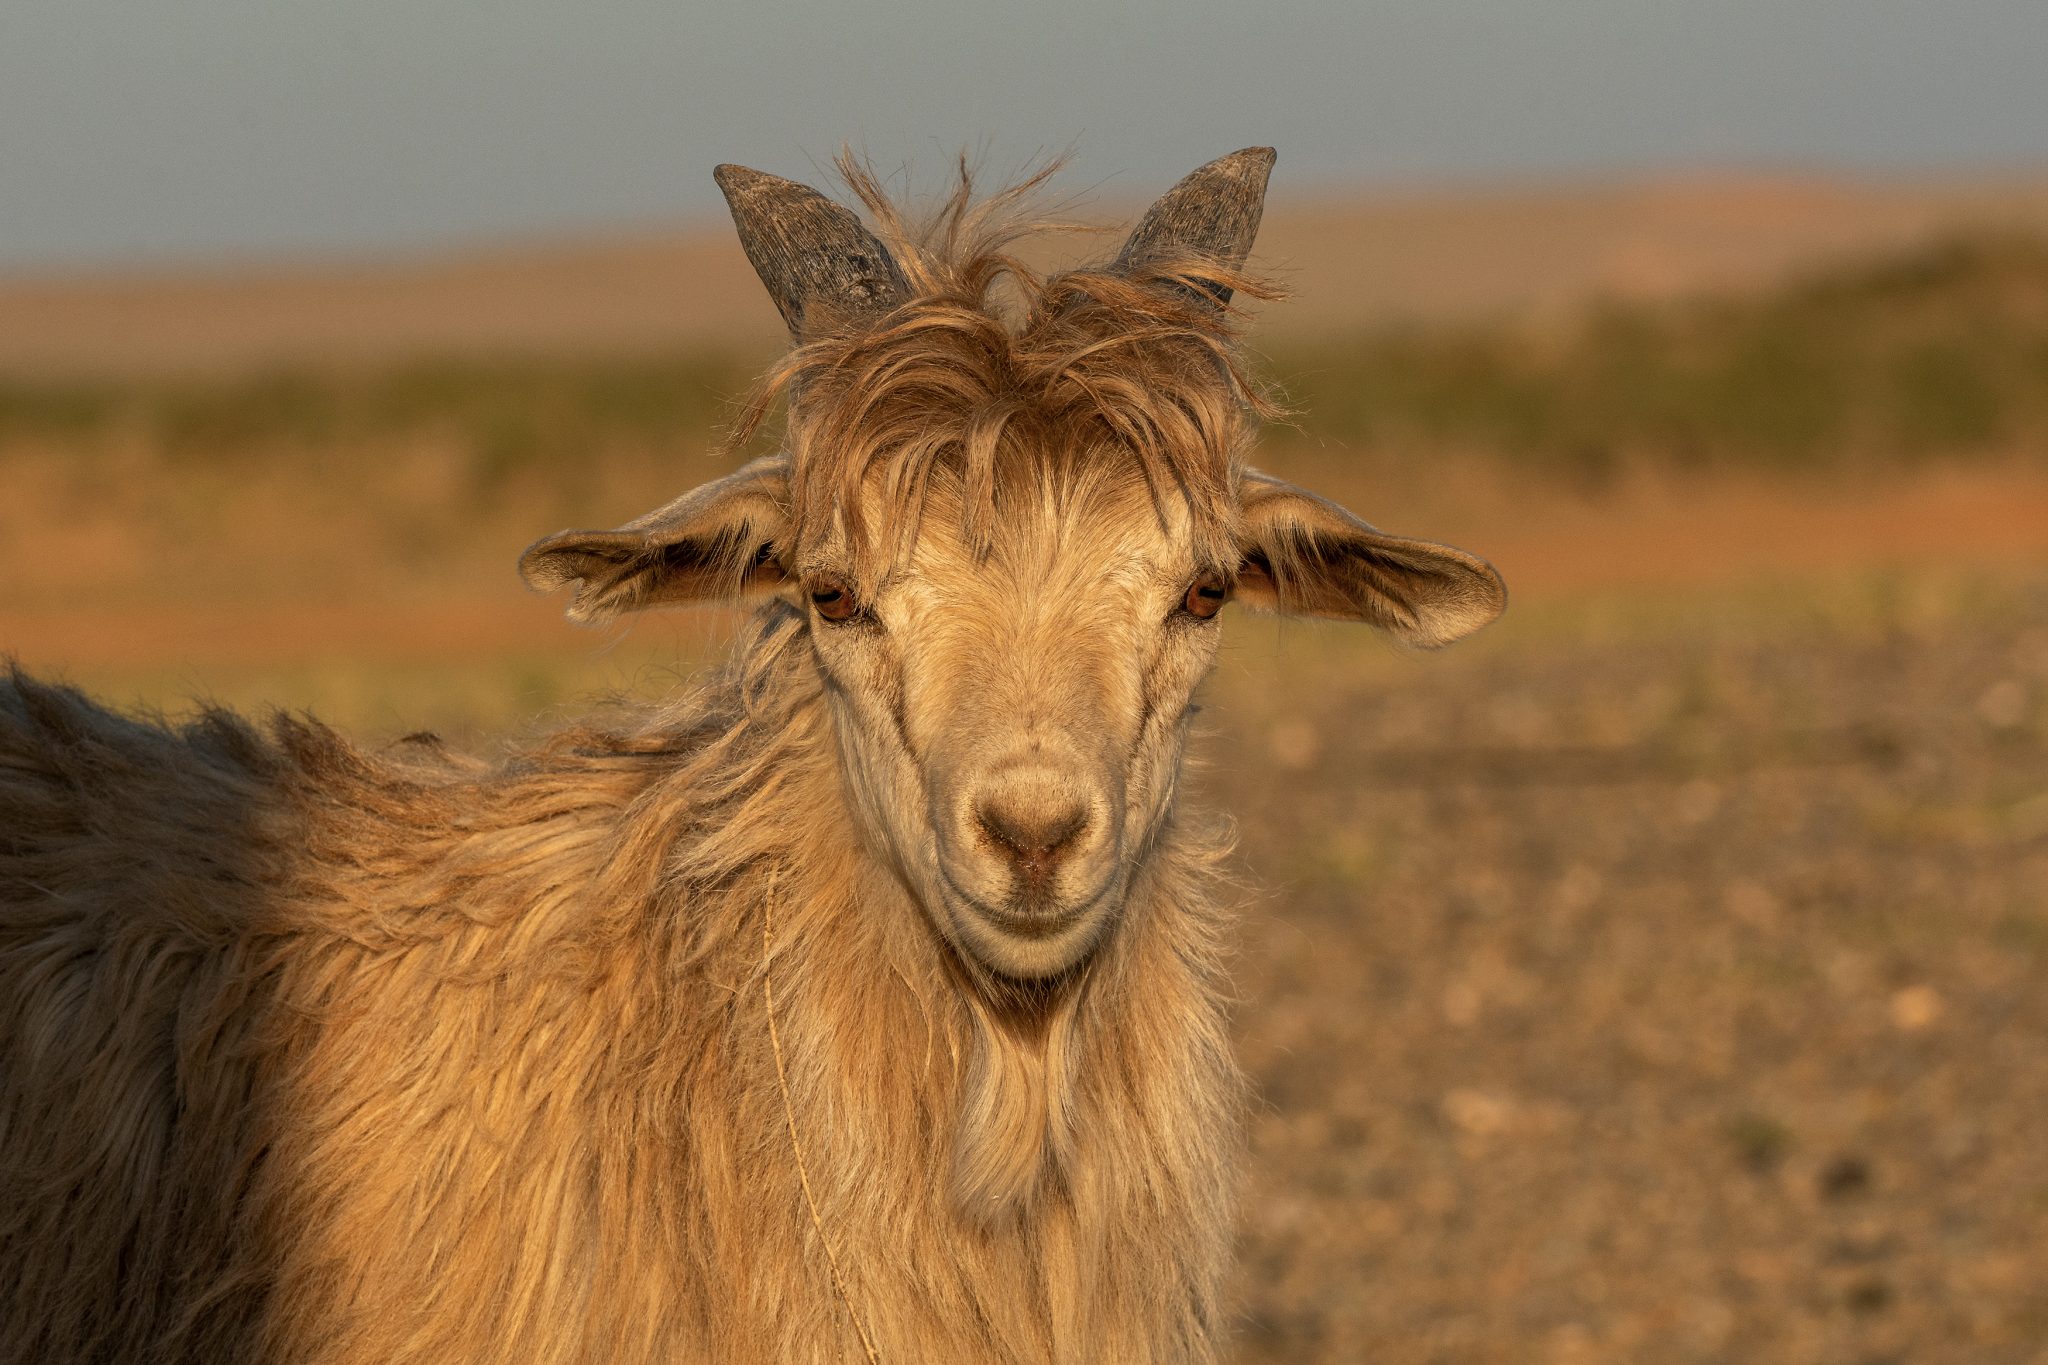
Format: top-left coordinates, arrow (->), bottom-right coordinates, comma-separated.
713,164 -> 910,336
1111,146 -> 1276,309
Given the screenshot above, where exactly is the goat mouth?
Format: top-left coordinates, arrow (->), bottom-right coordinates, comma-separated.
971,900 -> 1090,940
936,864 -> 1115,935
937,894 -> 1116,982
943,897 -> 1114,983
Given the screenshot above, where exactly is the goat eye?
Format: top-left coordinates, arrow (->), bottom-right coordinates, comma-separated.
808,576 -> 862,623
1182,572 -> 1229,621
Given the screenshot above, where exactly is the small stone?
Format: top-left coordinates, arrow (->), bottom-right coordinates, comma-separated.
1441,1088 -> 1514,1137
1723,879 -> 1780,929
1976,679 -> 2028,730
1676,778 -> 1722,825
1549,863 -> 1604,914
1488,693 -> 1548,743
1889,984 -> 1943,1031
1819,1154 -> 1872,1200
1844,1275 -> 1893,1315
1268,719 -> 1320,771
1726,1112 -> 1793,1173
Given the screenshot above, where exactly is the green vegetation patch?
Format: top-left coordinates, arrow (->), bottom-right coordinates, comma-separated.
1267,233 -> 2048,474
0,349 -> 770,476
5,234 -> 2047,480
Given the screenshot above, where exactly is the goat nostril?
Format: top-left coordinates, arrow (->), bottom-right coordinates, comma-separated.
976,799 -> 1089,890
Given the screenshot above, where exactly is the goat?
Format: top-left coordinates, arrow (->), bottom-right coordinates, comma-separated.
0,148 -> 1505,1364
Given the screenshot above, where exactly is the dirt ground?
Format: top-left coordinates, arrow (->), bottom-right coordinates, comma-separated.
1212,571 -> 2048,1364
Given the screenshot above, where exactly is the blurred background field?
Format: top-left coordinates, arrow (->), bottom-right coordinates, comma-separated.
4,180 -> 2047,1361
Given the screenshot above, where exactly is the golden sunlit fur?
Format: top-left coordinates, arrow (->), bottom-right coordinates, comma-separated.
740,156 -> 1282,579
1,614 -> 1235,1362
2,155 -> 1502,1364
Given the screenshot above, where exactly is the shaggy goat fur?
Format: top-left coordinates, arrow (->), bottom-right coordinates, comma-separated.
0,167 -> 1262,1365
747,158 -> 1281,574
0,616 -> 1238,1362
3,153 -> 1505,1363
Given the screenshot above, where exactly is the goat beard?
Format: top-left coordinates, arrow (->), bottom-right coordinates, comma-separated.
947,955 -> 1093,1227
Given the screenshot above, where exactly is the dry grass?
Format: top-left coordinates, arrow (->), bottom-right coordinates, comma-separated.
9,232 -> 2048,490
9,169 -> 2048,377
1271,234 -> 2048,478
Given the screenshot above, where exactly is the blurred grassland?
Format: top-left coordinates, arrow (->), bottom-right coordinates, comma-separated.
5,232 -> 2047,488
5,230 -> 2047,741
1274,233 -> 2048,475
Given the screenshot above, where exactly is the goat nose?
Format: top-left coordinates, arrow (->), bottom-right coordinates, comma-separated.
976,790 -> 1090,894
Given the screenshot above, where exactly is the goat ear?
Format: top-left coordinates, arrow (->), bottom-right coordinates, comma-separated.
519,456 -> 791,624
1233,470 -> 1506,646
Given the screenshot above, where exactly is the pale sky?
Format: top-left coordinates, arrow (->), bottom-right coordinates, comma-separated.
3,0 -> 2043,271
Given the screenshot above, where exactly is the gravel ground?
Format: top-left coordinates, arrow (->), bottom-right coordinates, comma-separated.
1211,573 -> 2048,1364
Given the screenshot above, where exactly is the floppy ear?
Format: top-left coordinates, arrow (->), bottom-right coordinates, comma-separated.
519,455 -> 791,624
1234,470 -> 1506,646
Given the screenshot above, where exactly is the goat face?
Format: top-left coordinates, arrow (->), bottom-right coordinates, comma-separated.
800,460 -> 1222,979
522,445 -> 1503,980
519,148 -> 1508,981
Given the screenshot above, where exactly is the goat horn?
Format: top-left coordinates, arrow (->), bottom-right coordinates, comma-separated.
1110,146 -> 1276,310
714,164 -> 910,337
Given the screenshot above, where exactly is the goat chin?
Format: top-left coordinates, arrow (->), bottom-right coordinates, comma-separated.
933,878 -> 1122,982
